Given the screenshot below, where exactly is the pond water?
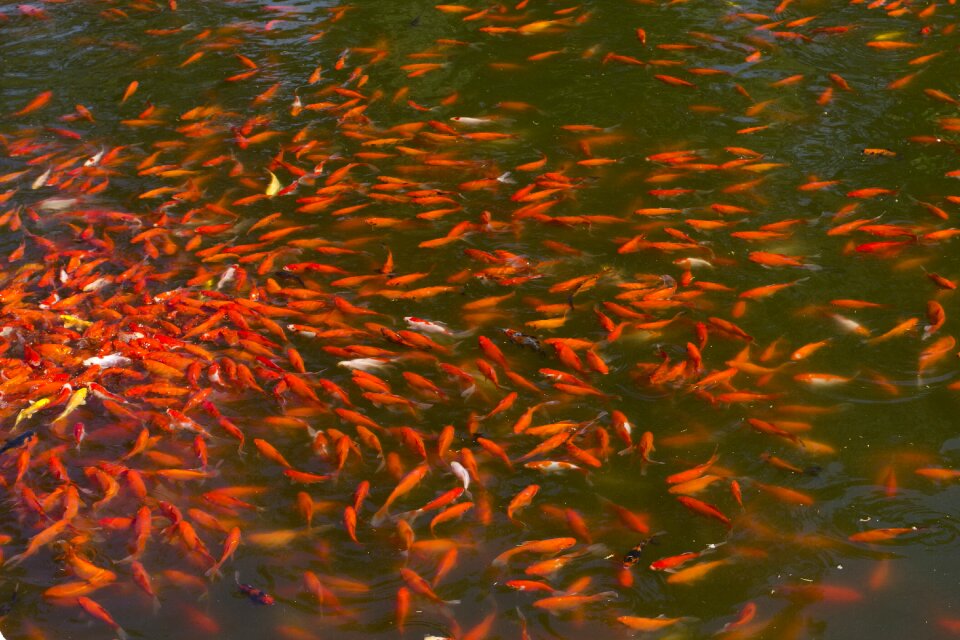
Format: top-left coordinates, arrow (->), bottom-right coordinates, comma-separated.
1,0 -> 960,638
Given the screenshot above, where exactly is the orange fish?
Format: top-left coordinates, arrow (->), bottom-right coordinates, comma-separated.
676,496 -> 731,528
12,90 -> 53,117
848,527 -> 918,543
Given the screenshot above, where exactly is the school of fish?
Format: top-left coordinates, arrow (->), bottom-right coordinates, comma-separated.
2,0 -> 960,638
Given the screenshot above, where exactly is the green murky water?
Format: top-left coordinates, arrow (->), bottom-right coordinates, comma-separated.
1,0 -> 960,638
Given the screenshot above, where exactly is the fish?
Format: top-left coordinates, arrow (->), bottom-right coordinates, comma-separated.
492,538 -> 578,567
12,90 -> 53,117
1,2 -> 958,638
666,559 -> 731,584
620,534 -> 664,569
235,572 -> 275,605
371,464 -> 429,526
0,430 -> 36,456
206,527 -> 241,578
848,527 -> 919,543
399,567 -> 459,606
618,616 -> 689,631
532,591 -> 617,611
51,386 -> 88,425
676,496 -> 732,529
507,484 -> 540,524
77,596 -> 128,639
13,397 -> 52,431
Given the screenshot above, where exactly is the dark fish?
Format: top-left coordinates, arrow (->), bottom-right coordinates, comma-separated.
235,572 -> 275,605
621,534 -> 664,569
0,430 -> 36,456
501,328 -> 543,354
0,584 -> 18,617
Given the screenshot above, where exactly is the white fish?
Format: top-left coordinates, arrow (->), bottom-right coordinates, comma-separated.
217,265 -> 238,290
405,316 -> 453,335
831,313 -> 870,336
82,353 -> 132,368
673,257 -> 714,269
84,148 -> 106,167
287,324 -> 318,338
31,167 -> 52,189
449,461 -> 471,496
404,316 -> 474,339
337,358 -> 392,373
37,197 -> 78,211
450,116 -> 498,127
524,460 -> 586,474
82,277 -> 110,292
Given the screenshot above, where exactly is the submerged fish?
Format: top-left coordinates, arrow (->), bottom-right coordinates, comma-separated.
0,1 -> 956,638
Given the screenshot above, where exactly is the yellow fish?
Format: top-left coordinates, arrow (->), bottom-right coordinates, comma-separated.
872,31 -> 905,41
265,170 -> 281,197
52,387 -> 88,425
60,314 -> 92,330
14,396 -> 52,430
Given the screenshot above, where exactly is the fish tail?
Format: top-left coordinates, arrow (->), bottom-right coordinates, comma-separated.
3,552 -> 25,567
370,506 -> 390,528
397,510 -> 420,525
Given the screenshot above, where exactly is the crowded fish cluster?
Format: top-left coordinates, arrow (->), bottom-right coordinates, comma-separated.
2,0 -> 960,638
